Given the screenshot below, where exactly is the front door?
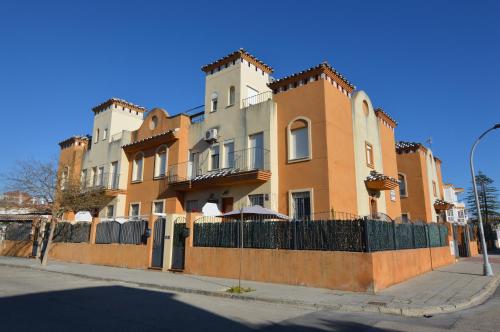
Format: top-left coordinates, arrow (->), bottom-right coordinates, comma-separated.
222,197 -> 234,213
151,217 -> 166,268
171,217 -> 187,270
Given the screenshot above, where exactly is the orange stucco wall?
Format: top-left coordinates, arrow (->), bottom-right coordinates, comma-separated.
275,80 -> 357,217
397,151 -> 433,222
469,241 -> 479,256
184,244 -> 454,292
48,243 -> 149,269
371,246 -> 454,291
185,246 -> 374,292
0,240 -> 32,257
378,119 -> 401,219
125,110 -> 191,217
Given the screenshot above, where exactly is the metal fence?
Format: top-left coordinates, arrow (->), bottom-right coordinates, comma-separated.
193,217 -> 449,253
5,222 -> 32,241
52,222 -> 91,243
95,220 -> 147,245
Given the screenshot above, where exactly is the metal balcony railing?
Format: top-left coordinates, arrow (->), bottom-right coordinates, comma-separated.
167,148 -> 270,184
241,91 -> 273,108
82,172 -> 121,190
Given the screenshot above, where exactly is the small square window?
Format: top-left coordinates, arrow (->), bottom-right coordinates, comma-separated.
153,201 -> 164,215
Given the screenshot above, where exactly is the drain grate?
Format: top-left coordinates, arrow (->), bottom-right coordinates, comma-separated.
367,301 -> 387,307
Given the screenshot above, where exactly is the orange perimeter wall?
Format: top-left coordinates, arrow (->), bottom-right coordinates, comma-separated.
184,245 -> 454,292
48,243 -> 149,269
0,240 -> 33,257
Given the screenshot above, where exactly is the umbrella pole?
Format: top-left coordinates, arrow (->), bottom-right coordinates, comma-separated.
238,207 -> 243,290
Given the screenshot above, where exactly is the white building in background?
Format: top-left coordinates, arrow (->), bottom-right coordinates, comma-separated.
443,183 -> 468,225
80,98 -> 146,219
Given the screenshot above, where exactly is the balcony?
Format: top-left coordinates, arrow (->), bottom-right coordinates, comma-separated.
364,170 -> 399,191
165,148 -> 271,191
434,199 -> 454,211
241,91 -> 273,108
82,173 -> 125,196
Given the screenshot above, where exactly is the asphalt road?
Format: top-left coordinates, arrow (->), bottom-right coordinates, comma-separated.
0,265 -> 498,331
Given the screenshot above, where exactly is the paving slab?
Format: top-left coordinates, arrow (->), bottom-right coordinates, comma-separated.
0,254 -> 498,317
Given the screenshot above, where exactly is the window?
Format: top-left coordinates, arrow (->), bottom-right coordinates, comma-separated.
110,161 -> 119,189
81,169 -> 88,188
130,203 -> 140,217
132,153 -> 144,182
432,181 -> 437,197
210,92 -> 218,112
154,146 -> 168,178
249,194 -> 264,207
92,167 -> 97,186
186,200 -> 199,212
291,191 -> 311,221
103,128 -> 108,140
289,119 -> 310,160
150,115 -> 158,130
362,100 -> 369,116
249,132 -> 264,169
228,86 -> 235,106
106,205 -> 114,219
97,166 -> 104,186
94,129 -> 100,143
365,142 -> 374,168
61,167 -> 69,190
401,213 -> 410,223
446,210 -> 454,221
398,174 -> 407,197
223,140 -> 235,168
210,144 -> 220,170
152,200 -> 164,215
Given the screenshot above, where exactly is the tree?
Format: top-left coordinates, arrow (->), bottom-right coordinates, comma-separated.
466,171 -> 500,224
2,159 -> 112,265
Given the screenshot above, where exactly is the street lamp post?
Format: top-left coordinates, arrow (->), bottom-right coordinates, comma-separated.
470,124 -> 500,277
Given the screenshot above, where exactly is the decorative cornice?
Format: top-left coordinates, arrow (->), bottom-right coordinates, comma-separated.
375,107 -> 398,128
122,129 -> 179,150
201,48 -> 273,74
268,62 -> 355,95
58,136 -> 89,149
395,141 -> 427,154
92,98 -> 147,114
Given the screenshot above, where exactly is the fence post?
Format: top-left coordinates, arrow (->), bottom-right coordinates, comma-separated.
411,223 -> 415,248
392,220 -> 397,250
364,219 -> 370,253
89,217 -> 99,244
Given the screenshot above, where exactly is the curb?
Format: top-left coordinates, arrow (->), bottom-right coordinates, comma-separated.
1,261 -> 498,317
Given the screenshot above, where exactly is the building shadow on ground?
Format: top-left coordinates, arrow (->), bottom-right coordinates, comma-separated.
0,285 -> 397,332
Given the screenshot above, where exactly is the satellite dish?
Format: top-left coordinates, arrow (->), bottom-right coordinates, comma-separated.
202,202 -> 221,217
74,211 -> 92,223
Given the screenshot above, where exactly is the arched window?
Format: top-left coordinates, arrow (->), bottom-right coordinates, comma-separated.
228,86 -> 236,106
61,166 -> 69,189
362,100 -> 369,116
398,173 -> 407,197
150,115 -> 158,130
211,92 -> 218,112
288,118 -> 311,161
132,152 -> 144,182
154,145 -> 168,178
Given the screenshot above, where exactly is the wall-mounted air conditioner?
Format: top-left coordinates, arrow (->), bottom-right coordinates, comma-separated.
205,128 -> 218,142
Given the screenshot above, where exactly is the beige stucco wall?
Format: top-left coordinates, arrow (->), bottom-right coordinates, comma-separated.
351,91 -> 387,217
82,105 -> 144,217
186,62 -> 278,211
424,148 -> 440,222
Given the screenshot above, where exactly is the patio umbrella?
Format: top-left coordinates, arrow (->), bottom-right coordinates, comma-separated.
219,205 -> 290,220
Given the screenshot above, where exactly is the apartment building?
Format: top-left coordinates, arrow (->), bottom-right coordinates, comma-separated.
443,183 -> 468,224
56,49 -> 429,223
396,141 -> 450,222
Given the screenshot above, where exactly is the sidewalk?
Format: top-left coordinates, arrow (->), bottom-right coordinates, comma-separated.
0,255 -> 498,317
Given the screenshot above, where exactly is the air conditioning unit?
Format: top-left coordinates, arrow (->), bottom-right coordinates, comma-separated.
205,128 -> 218,142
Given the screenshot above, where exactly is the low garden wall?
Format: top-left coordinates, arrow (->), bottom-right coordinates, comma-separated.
0,240 -> 32,257
49,243 -> 149,269
184,245 -> 454,292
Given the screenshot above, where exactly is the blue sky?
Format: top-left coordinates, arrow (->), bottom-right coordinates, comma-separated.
0,0 -> 498,192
